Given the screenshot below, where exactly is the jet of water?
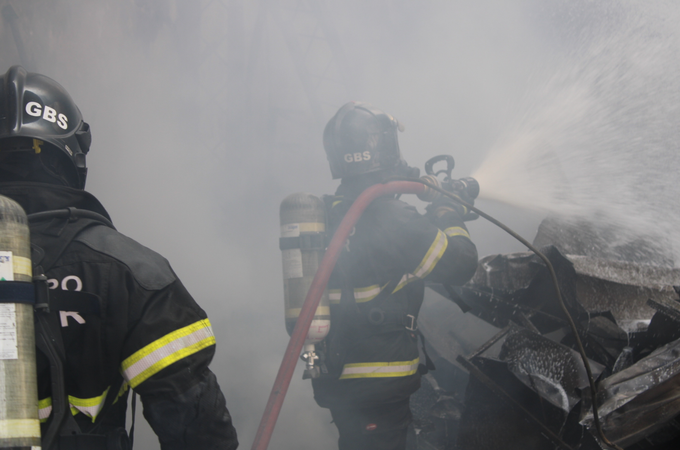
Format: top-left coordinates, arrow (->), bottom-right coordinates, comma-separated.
472,1 -> 680,266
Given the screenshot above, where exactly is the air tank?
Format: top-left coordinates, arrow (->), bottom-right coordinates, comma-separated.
279,193 -> 330,360
0,195 -> 39,449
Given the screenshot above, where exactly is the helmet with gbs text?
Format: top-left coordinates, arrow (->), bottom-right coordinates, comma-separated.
0,65 -> 92,189
323,101 -> 408,179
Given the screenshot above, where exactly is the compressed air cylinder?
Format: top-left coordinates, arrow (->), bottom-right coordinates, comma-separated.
0,195 -> 39,448
279,193 -> 330,344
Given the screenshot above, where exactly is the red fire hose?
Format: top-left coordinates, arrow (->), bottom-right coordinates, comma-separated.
251,181 -> 425,450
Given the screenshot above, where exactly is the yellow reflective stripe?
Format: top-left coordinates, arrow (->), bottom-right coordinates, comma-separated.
38,397 -> 52,422
393,273 -> 417,293
339,358 -> 420,379
353,285 -> 381,303
122,319 -> 216,388
285,306 -> 330,318
328,285 -> 382,304
38,388 -> 110,423
299,222 -> 325,233
115,382 -> 129,404
392,230 -> 449,293
68,387 -> 109,422
444,226 -> 470,239
13,256 -> 32,277
413,230 -> 448,279
329,289 -> 341,304
0,419 -> 40,439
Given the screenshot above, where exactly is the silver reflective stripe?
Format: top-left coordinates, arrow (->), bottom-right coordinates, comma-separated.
329,285 -> 382,304
444,226 -> 470,239
393,273 -> 417,293
68,388 -> 109,422
353,285 -> 381,303
38,388 -> 109,423
122,319 -> 216,388
329,289 -> 341,303
339,358 -> 420,379
38,400 -> 52,421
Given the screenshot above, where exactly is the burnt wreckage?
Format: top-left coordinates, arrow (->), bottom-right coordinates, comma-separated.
409,216 -> 680,449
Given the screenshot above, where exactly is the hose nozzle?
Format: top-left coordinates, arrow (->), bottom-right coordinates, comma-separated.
417,175 -> 480,203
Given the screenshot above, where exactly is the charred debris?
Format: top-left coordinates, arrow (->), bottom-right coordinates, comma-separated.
409,216 -> 680,449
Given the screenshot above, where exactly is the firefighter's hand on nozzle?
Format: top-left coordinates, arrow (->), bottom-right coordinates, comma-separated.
426,196 -> 469,219
418,174 -> 479,221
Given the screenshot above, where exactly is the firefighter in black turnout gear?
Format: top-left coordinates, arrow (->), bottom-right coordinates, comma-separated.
313,102 -> 478,450
0,66 -> 238,450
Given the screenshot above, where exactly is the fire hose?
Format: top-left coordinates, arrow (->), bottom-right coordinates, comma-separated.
252,178 -> 621,450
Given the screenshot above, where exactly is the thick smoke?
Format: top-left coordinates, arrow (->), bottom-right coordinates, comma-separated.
1,1 -> 676,448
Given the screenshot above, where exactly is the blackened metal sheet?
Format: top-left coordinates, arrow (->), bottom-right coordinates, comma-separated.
581,336 -> 680,447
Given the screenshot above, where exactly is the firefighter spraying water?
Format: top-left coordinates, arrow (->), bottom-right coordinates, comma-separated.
257,102 -> 624,450
260,102 -> 480,450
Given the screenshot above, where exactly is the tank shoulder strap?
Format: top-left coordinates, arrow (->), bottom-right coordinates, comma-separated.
28,207 -> 115,274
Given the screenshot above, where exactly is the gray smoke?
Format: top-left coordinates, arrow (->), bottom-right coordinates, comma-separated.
1,1 -> 677,448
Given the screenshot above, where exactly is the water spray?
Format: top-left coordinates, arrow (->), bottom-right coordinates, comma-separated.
253,155 -> 622,450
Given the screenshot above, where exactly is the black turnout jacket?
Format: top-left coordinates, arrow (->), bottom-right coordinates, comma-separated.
312,182 -> 478,409
0,182 -> 238,450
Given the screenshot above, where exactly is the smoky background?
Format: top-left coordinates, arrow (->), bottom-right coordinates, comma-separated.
1,0 -> 678,448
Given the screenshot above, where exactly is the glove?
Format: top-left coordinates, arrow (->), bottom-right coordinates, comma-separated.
425,196 -> 468,219
426,193 -> 478,222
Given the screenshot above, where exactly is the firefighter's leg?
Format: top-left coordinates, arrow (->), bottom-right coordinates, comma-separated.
330,398 -> 412,450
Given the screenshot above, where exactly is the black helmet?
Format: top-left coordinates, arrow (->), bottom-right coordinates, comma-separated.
323,101 -> 403,179
0,66 -> 91,189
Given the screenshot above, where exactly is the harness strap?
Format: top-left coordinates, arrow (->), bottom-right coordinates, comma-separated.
0,281 -> 34,304
35,306 -> 82,449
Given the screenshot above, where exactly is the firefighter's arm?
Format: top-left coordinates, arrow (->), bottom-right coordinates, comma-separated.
383,198 -> 477,286
139,367 -> 239,450
122,280 -> 238,450
424,205 -> 478,286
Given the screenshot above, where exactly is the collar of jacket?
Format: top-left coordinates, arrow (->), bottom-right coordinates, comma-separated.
0,181 -> 112,221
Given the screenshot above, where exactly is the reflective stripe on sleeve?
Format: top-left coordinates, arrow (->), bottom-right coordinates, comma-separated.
339,358 -> 420,379
393,230 -> 449,293
393,273 -> 417,293
413,229 -> 448,279
444,226 -> 470,239
121,319 -> 216,388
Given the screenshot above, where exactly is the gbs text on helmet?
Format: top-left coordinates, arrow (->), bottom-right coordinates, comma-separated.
25,101 -> 69,130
